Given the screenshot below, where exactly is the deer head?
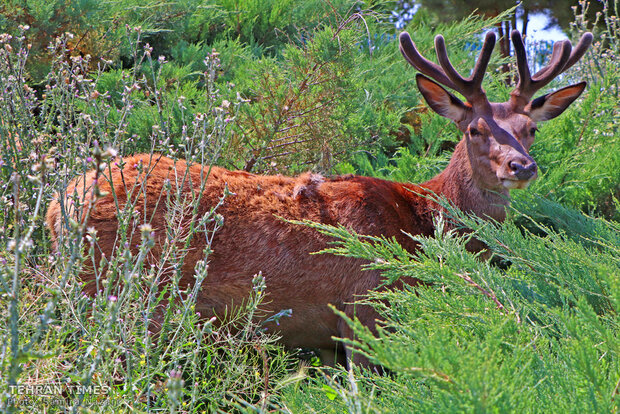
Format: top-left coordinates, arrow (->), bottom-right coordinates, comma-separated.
399,30 -> 593,193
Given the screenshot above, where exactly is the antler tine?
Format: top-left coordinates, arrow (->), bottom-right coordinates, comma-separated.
433,35 -> 467,89
434,33 -> 495,102
399,32 -> 457,90
471,32 -> 497,86
400,31 -> 495,103
530,39 -> 565,79
511,30 -> 532,91
533,32 -> 593,79
563,32 -> 594,72
510,30 -> 572,103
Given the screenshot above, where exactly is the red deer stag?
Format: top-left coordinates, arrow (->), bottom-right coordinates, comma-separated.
46,30 -> 592,368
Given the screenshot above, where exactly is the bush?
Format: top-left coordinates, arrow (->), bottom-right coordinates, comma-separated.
0,0 -> 618,412
287,195 -> 618,412
281,3 -> 620,411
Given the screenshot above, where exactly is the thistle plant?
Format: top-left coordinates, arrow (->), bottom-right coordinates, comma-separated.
0,25 -> 291,413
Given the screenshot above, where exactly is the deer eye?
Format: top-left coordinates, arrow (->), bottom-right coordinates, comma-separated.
469,127 -> 480,136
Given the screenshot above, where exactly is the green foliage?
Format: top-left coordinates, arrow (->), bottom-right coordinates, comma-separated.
0,0 -> 116,81
342,110 -> 455,183
524,0 -> 620,220
0,0 -> 361,83
283,4 -> 619,412
229,23 -> 363,173
291,199 -> 618,412
0,0 -> 618,412
526,63 -> 619,215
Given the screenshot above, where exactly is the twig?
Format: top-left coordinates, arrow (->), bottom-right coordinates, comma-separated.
270,132 -> 306,143
254,343 -> 270,409
612,375 -> 620,403
264,138 -> 313,151
456,272 -> 505,312
575,91 -> 600,147
276,120 -> 319,134
259,150 -> 295,161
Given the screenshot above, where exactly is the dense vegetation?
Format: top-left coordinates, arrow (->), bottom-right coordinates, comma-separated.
0,0 -> 618,412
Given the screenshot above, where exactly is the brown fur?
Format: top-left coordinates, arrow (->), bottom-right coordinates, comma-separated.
43,141 -> 517,367
45,34 -> 588,368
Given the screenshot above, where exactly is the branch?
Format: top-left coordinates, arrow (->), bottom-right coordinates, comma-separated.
456,272 -> 505,312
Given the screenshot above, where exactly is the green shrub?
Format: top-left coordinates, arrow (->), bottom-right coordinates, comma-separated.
289,196 -> 618,412
0,1 -> 618,412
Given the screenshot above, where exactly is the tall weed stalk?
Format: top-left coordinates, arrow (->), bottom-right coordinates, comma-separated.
0,26 -> 292,412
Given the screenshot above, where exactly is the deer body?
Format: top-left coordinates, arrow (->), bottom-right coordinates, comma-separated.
48,153 -> 445,348
46,30 -> 592,367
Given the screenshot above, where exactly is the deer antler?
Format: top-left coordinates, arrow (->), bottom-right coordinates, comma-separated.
399,31 -> 496,104
510,30 -> 593,106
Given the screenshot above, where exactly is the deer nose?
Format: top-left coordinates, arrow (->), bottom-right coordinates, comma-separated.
509,159 -> 538,181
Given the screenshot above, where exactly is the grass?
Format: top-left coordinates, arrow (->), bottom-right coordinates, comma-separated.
0,1 -> 618,412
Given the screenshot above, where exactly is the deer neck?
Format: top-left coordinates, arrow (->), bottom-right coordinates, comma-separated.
420,141 -> 509,222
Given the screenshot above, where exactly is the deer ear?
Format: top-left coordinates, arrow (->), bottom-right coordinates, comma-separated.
527,82 -> 586,122
416,74 -> 468,123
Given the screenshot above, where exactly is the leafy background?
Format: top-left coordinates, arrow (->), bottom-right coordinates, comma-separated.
0,0 -> 618,412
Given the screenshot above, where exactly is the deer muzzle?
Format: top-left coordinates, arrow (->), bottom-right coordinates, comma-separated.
509,159 -> 538,181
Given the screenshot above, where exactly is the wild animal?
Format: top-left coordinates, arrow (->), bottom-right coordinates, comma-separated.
46,30 -> 593,368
